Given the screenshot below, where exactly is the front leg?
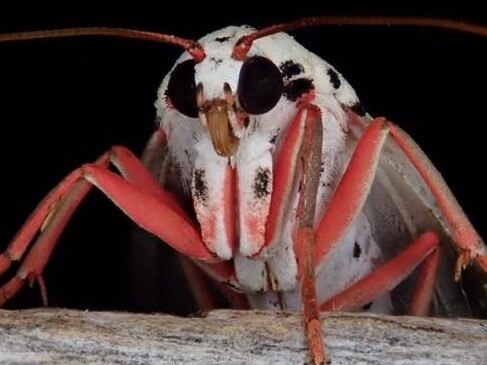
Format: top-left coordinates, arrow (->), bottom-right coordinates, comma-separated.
293,105 -> 327,365
260,104 -> 327,364
0,143 -> 218,306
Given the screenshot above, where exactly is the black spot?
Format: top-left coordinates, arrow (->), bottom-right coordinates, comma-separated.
210,57 -> 223,66
269,128 -> 280,144
242,116 -> 250,128
350,102 -> 366,116
224,82 -> 232,94
327,68 -> 341,89
283,78 -> 314,102
193,169 -> 208,202
215,36 -> 230,43
280,60 -> 304,80
253,167 -> 271,199
362,302 -> 373,311
353,241 -> 362,259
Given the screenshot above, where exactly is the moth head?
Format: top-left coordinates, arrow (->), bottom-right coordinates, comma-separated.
163,27 -> 284,157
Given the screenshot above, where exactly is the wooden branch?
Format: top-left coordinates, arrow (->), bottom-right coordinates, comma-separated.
0,308 -> 486,364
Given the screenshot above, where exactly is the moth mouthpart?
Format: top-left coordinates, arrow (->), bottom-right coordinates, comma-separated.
203,99 -> 240,157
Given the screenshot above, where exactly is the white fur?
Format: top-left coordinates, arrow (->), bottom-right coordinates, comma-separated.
192,136 -> 233,259
154,26 -> 391,311
236,132 -> 273,257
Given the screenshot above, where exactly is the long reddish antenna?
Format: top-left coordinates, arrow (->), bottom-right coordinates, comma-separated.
233,16 -> 487,60
0,27 -> 206,62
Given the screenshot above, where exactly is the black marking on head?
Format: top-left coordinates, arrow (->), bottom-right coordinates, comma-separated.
327,68 -> 341,89
253,167 -> 271,199
193,169 -> 208,202
215,36 -> 230,43
269,128 -> 280,144
353,241 -> 362,259
350,102 -> 367,117
224,82 -> 232,94
362,302 -> 373,311
243,116 -> 250,128
283,78 -> 314,102
280,60 -> 304,80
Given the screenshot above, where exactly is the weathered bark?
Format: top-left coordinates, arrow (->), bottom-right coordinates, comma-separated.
0,308 -> 485,364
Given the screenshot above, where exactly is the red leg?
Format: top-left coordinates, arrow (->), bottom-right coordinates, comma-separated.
388,123 -> 487,277
296,106 -> 327,365
311,116 -> 444,315
0,144 -> 217,306
314,118 -> 390,269
263,105 -> 310,256
320,232 -> 440,314
252,103 -> 327,363
270,104 -> 328,364
0,153 -> 110,277
349,111 -> 487,278
111,145 -> 191,221
0,134 -> 181,277
409,241 -> 440,316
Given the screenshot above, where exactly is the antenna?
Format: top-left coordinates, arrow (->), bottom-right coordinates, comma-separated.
233,16 -> 487,60
0,27 -> 206,62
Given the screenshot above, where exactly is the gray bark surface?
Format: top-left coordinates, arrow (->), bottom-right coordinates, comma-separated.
0,308 -> 486,364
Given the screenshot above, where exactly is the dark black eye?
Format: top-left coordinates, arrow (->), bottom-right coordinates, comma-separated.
165,59 -> 198,118
237,56 -> 283,115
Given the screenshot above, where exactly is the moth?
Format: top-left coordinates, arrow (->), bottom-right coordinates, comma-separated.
0,17 -> 486,364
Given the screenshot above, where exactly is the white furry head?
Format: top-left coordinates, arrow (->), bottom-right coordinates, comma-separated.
153,25 -> 361,276
155,25 -> 360,157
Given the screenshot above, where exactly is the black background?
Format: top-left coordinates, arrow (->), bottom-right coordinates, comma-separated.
0,3 -> 485,313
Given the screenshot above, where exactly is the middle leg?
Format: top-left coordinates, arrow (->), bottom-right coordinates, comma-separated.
320,232 -> 440,315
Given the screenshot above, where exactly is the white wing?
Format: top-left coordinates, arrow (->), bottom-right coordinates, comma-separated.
353,114 -> 486,317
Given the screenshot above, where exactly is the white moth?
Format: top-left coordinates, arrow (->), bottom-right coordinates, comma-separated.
150,25 -> 485,316
0,21 -> 486,364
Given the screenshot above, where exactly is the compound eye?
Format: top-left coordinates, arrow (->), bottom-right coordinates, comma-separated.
165,59 -> 198,118
237,56 -> 283,115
